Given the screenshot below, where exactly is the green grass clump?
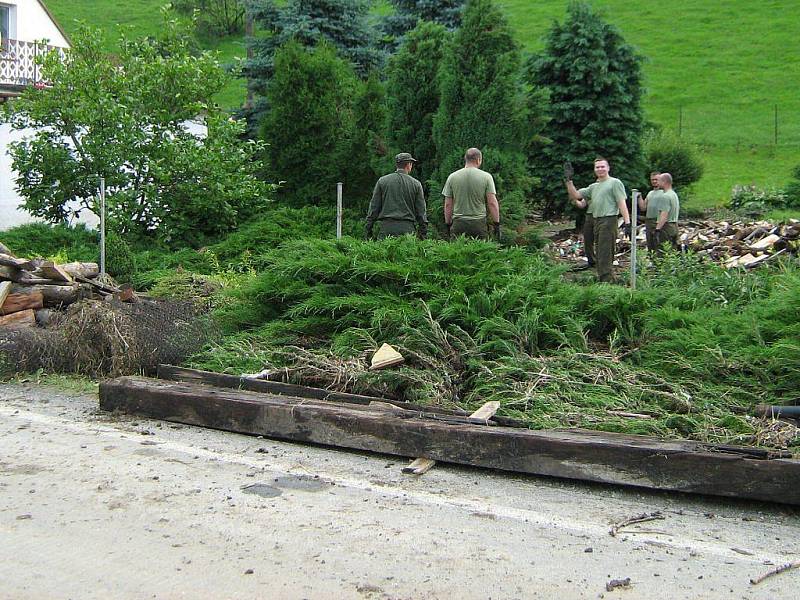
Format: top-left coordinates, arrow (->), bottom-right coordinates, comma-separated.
186,235 -> 799,450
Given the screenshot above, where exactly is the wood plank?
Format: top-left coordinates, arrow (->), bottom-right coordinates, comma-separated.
155,364 -> 524,427
99,376 -> 800,506
0,253 -> 35,271
0,241 -> 14,257
0,309 -> 36,328
36,261 -> 73,283
0,291 -> 44,315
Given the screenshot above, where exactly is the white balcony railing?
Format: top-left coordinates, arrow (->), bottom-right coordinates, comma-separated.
1,38 -> 65,90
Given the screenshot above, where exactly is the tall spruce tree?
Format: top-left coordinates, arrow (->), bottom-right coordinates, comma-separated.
385,21 -> 450,186
530,2 -> 645,216
382,0 -> 462,48
261,41 -> 359,207
431,0 -> 532,235
243,0 -> 383,128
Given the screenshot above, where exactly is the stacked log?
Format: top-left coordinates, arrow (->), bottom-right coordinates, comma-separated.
0,245 -> 135,330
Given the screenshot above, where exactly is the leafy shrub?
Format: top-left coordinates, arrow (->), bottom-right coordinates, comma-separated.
0,223 -> 98,261
643,129 -> 705,191
729,184 -> 790,215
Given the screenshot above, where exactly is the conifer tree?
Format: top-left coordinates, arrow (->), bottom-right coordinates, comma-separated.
243,0 -> 383,127
261,41 -> 359,207
385,21 -> 450,186
430,0 -> 532,235
530,2 -> 645,216
382,0 -> 462,48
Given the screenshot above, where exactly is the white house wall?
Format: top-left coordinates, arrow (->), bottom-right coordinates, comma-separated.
2,0 -> 69,47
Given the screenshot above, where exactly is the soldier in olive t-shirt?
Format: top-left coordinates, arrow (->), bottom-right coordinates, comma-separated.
652,173 -> 680,252
442,148 -> 500,240
641,172 -> 663,252
565,158 -> 631,283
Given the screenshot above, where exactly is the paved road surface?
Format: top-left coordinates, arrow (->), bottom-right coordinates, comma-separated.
1,382 -> 798,599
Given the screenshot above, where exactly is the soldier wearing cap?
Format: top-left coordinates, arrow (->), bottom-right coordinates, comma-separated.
442,147 -> 501,241
365,152 -> 428,240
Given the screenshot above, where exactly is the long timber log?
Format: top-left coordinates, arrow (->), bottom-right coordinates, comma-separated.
99,376 -> 800,506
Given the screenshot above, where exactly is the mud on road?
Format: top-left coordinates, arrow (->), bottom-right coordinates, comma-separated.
1,382 -> 799,599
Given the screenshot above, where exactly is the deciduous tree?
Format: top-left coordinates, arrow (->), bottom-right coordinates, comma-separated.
3,18 -> 271,247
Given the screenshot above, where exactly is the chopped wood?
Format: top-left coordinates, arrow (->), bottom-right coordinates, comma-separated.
0,281 -> 11,308
610,511 -> 665,537
749,561 -> 800,585
0,309 -> 36,328
99,376 -> 800,505
114,287 -> 138,303
0,265 -> 19,281
750,234 -> 781,250
35,261 -> 73,283
467,401 -> 501,424
0,241 -> 14,256
0,292 -> 44,315
370,343 -> 404,370
61,261 -> 100,279
0,253 -> 35,270
76,275 -> 120,294
402,458 -> 437,475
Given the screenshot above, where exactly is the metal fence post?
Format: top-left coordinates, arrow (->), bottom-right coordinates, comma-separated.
630,189 -> 638,290
99,177 -> 106,276
336,182 -> 343,240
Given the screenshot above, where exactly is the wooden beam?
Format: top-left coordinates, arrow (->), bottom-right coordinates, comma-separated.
155,364 -> 524,427
99,376 -> 800,506
404,401 -> 502,475
0,253 -> 35,271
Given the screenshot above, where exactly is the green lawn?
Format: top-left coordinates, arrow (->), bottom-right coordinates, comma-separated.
45,0 -> 800,207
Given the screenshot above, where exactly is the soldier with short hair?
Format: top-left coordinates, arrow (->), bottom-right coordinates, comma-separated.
565,157 -> 631,283
365,153 -> 428,240
639,171 -> 663,252
442,148 -> 501,241
653,172 -> 680,252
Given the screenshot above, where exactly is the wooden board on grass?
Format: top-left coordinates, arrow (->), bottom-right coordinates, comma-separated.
99,376 -> 800,506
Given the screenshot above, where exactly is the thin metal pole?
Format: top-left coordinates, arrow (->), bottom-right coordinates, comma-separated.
630,189 -> 638,290
100,177 -> 106,276
774,104 -> 778,145
336,182 -> 343,240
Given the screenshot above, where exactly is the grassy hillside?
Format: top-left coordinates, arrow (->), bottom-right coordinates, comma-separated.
45,0 -> 799,207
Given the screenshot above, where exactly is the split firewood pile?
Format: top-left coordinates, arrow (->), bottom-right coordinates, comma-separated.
550,218 -> 800,269
0,241 -> 137,330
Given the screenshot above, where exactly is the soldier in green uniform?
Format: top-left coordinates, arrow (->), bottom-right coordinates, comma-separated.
653,172 -> 680,252
565,157 -> 632,283
639,171 -> 663,252
442,148 -> 501,241
365,153 -> 428,240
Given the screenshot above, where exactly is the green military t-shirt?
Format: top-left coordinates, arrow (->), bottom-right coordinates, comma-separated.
578,177 -> 626,218
366,169 -> 427,224
644,189 -> 664,219
652,189 -> 680,222
442,167 -> 496,221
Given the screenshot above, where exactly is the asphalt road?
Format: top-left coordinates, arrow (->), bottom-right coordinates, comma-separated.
1,382 -> 799,599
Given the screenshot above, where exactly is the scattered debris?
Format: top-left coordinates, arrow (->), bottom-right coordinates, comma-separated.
609,511 -> 665,537
548,218 -> 799,269
750,560 -> 800,585
605,577 -> 631,592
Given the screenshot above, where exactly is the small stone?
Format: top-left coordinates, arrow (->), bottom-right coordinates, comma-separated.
244,569 -> 254,575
